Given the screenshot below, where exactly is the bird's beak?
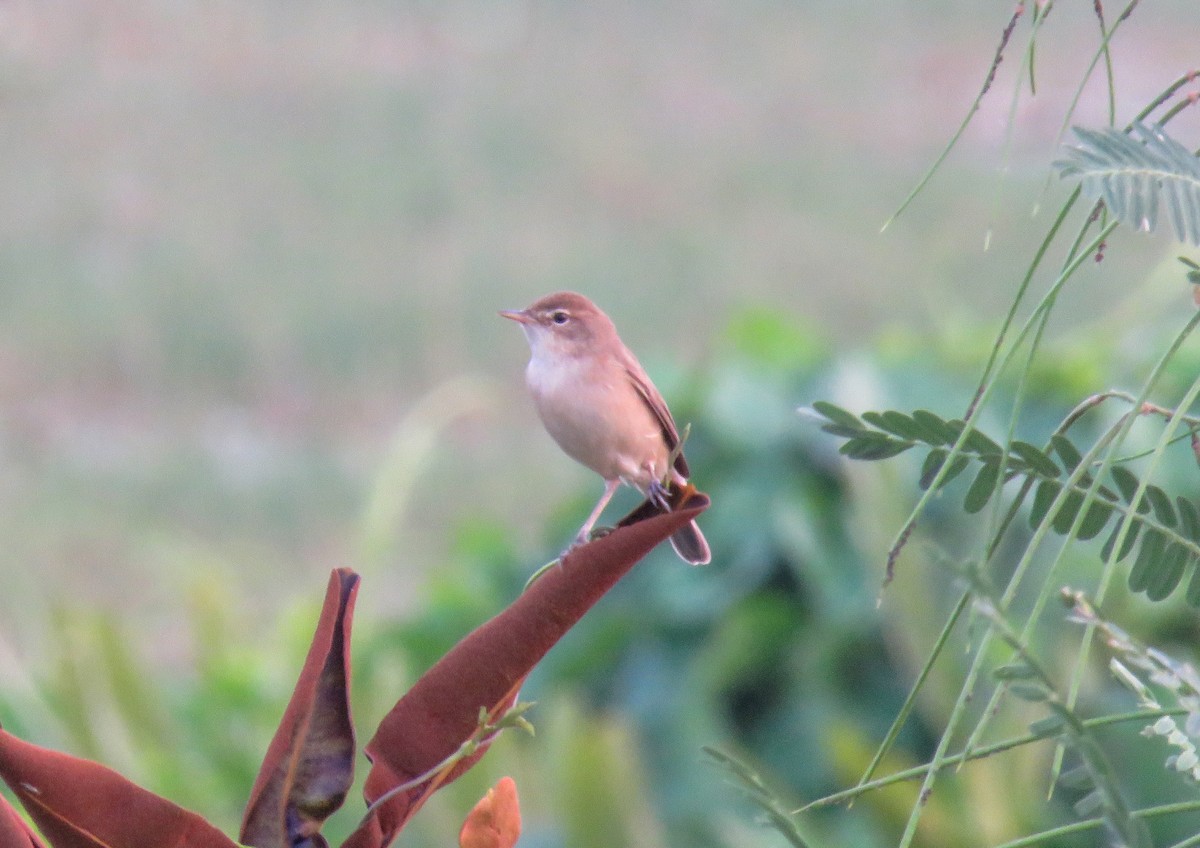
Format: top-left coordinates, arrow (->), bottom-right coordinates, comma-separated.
499,308 -> 533,324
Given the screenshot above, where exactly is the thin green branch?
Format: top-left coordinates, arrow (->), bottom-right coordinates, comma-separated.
994,800 -> 1200,848
360,701 -> 535,822
966,316 -> 1200,786
1094,1 -> 1117,124
881,3 -> 1028,232
1166,828 -> 1200,848
972,590 -> 1148,848
852,591 -> 971,793
868,223 -> 1121,843
805,707 -> 1183,813
957,414 -> 1133,773
1050,0 -> 1138,153
704,748 -> 816,848
1062,312 -> 1200,724
976,290 -> 1055,586
885,217 -> 1117,585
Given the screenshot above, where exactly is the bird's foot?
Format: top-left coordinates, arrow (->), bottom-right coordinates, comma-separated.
647,479 -> 672,511
570,525 -> 614,552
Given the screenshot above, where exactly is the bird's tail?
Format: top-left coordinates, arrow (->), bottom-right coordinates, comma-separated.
659,477 -> 711,565
670,520 -> 711,565
621,478 -> 712,565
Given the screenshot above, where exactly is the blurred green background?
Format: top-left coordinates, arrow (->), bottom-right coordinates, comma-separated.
2,2 -> 1200,846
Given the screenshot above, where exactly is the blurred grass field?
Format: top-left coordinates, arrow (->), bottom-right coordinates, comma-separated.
2,2 -> 1200,845
0,1 -> 1188,625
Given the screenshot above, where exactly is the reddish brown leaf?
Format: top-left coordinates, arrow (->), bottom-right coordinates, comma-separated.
341,492 -> 710,848
458,777 -> 520,848
242,568 -> 360,848
0,729 -> 238,848
0,793 -> 46,848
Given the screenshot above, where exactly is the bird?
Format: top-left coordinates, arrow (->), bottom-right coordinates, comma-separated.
500,291 -> 711,565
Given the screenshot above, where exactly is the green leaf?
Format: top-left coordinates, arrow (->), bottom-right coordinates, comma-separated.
1058,765 -> 1094,791
944,455 -> 971,485
943,418 -> 966,442
1128,530 -> 1167,593
1055,123 -> 1200,246
1146,542 -> 1189,601
859,411 -> 887,430
863,410 -> 928,442
919,449 -> 947,490
1184,255 -> 1200,285
811,401 -> 864,437
1051,490 -> 1085,535
1029,715 -> 1067,739
1187,563 -> 1200,607
993,663 -> 1037,681
1030,479 -> 1062,529
1146,485 -> 1177,527
963,460 -> 1001,514
1050,434 -> 1084,472
1009,683 -> 1050,703
1077,500 -> 1114,541
1110,466 -> 1141,505
839,433 -> 913,460
920,452 -> 971,489
1177,497 -> 1200,540
1101,520 -> 1141,564
911,409 -> 956,445
963,427 -> 1002,457
1073,789 -> 1106,818
1009,440 -> 1061,478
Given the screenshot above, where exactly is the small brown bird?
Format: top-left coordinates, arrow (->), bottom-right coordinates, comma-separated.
501,291 -> 711,565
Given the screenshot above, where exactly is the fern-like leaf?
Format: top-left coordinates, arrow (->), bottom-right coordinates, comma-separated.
702,747 -> 812,848
1055,123 -> 1200,245
808,403 -> 1200,606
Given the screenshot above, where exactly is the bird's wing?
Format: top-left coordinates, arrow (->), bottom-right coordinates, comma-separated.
621,353 -> 690,479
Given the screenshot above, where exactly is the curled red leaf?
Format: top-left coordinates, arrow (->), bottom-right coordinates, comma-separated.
241,568 -> 360,847
0,793 -> 45,848
342,493 -> 709,848
0,729 -> 238,848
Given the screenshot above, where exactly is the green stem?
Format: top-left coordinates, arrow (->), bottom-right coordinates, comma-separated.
880,4 -> 1029,232
994,800 -> 1200,848
801,707 -> 1183,812
852,591 -> 970,792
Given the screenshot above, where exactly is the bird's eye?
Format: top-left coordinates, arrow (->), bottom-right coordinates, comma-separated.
551,311 -> 569,325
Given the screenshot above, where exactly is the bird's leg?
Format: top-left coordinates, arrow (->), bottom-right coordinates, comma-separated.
574,478 -> 621,545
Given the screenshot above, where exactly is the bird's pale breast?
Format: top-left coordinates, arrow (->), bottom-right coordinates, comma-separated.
525,351 -> 667,489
